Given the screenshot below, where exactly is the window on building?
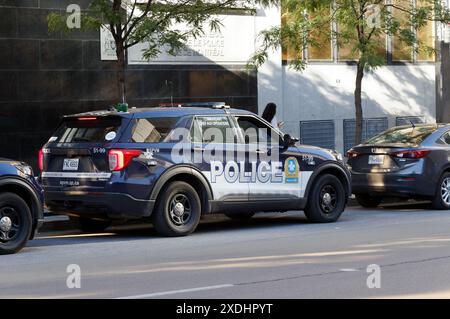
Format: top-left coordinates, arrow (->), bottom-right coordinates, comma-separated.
343,118 -> 388,152
281,0 -> 435,65
416,0 -> 435,62
396,116 -> 424,126
392,0 -> 413,62
308,7 -> 333,61
281,10 -> 304,62
300,120 -> 335,149
337,26 -> 359,61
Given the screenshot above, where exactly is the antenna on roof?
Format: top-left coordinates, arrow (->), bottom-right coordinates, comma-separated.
409,120 -> 416,129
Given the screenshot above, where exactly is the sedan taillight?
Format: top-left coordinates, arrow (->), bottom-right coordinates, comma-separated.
346,150 -> 360,159
108,149 -> 141,171
391,150 -> 431,159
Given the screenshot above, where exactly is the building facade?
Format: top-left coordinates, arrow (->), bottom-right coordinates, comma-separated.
0,1 -> 447,169
0,0 -> 257,169
258,4 -> 441,154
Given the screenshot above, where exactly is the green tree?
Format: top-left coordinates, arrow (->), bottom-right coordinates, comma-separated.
250,0 -> 450,146
48,0 -> 273,104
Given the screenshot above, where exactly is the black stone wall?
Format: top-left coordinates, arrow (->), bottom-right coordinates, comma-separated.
0,1 -> 258,170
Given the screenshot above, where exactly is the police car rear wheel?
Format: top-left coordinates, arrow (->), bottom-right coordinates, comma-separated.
153,181 -> 201,237
0,193 -> 32,255
304,174 -> 345,223
225,212 -> 255,220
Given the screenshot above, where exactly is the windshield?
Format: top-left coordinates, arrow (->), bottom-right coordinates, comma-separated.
51,117 -> 123,143
364,126 -> 437,146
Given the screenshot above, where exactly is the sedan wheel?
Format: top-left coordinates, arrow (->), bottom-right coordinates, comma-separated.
432,172 -> 450,210
441,177 -> 450,205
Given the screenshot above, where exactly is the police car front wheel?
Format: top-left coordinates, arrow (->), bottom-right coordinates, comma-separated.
0,193 -> 32,255
304,174 -> 346,223
152,181 -> 201,237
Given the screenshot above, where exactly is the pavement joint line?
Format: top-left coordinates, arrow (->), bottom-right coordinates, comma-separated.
229,255 -> 450,289
116,284 -> 234,299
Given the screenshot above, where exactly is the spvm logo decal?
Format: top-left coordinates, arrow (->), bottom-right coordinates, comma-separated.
284,157 -> 299,183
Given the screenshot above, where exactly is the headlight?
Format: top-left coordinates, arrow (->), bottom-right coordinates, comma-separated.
330,151 -> 343,162
14,164 -> 34,177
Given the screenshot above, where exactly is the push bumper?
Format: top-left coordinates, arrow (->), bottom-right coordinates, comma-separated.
45,191 -> 155,219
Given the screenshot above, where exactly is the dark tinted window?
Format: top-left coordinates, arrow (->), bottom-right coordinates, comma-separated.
365,126 -> 437,145
441,131 -> 450,144
236,116 -> 282,145
131,117 -> 180,143
191,116 -> 234,143
52,117 -> 122,143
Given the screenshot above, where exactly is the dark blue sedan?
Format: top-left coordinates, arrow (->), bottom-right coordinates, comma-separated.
348,124 -> 450,209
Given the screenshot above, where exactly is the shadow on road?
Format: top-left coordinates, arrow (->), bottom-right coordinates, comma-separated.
29,200 -> 435,249
30,213 -> 309,248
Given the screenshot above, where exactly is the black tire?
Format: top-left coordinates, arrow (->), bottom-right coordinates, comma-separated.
304,174 -> 346,223
0,193 -> 33,255
152,181 -> 201,237
432,172 -> 450,210
70,216 -> 111,233
355,194 -> 382,208
225,212 -> 255,220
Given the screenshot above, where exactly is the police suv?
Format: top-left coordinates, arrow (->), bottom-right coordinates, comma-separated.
40,103 -> 351,236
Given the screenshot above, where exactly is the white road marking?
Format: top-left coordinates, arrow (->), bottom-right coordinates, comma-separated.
117,284 -> 234,299
340,268 -> 359,272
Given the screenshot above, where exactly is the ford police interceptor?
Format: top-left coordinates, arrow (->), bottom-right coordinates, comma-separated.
40,104 -> 351,236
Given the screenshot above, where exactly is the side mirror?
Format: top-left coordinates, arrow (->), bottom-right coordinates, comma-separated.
283,134 -> 298,148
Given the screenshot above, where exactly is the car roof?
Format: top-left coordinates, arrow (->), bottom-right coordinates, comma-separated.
387,123 -> 450,131
64,107 -> 255,119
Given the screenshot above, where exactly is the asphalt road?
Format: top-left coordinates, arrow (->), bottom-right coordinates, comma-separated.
2,202 -> 450,299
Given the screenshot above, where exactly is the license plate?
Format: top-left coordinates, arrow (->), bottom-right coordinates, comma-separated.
63,158 -> 79,171
368,155 -> 384,165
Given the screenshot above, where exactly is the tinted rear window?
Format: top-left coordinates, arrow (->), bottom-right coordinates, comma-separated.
365,126 -> 437,145
131,117 -> 180,143
51,117 -> 122,143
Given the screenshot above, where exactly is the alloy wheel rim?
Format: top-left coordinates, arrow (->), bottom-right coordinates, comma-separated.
320,185 -> 337,214
441,177 -> 450,205
0,206 -> 20,243
169,194 -> 192,226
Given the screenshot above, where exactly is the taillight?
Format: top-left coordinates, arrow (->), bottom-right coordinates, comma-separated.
391,150 -> 431,159
347,150 -> 359,159
108,149 -> 141,171
38,149 -> 44,171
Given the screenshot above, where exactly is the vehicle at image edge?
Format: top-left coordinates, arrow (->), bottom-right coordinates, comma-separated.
0,159 -> 44,254
347,123 -> 450,209
40,104 -> 351,236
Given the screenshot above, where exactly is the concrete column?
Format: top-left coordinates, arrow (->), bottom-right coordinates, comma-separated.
255,5 -> 283,119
